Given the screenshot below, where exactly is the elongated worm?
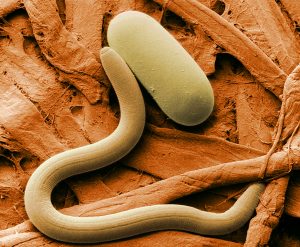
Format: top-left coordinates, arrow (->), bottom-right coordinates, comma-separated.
24,47 -> 265,243
24,11 -> 265,244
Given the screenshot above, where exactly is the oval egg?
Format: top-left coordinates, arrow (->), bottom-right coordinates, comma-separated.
107,11 -> 214,126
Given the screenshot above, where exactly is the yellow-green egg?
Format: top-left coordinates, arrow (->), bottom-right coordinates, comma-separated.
107,11 -> 214,126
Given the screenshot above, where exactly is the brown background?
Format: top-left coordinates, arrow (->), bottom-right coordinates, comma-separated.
0,0 -> 300,246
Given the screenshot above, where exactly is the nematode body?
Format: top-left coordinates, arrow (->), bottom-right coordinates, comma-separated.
24,11 -> 265,244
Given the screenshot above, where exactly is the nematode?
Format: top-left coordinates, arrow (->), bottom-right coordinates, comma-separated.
24,11 -> 265,243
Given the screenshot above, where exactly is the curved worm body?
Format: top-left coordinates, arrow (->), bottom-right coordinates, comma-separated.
24,47 -> 146,243
24,47 -> 265,243
108,11 -> 214,126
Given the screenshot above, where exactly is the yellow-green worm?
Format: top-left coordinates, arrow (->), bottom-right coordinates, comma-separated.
24,11 -> 265,244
